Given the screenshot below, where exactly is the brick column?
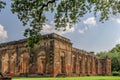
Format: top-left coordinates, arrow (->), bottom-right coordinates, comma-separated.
97,60 -> 102,75
79,55 -> 82,76
81,55 -> 85,76
76,54 -> 79,75
92,57 -> 96,75
53,48 -> 60,77
65,50 -> 72,75
87,56 -> 90,75
105,58 -> 111,75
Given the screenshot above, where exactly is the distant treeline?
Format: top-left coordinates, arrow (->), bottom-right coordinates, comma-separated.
97,44 -> 120,76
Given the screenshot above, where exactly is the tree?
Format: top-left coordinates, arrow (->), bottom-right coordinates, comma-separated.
97,44 -> 120,72
110,44 -> 120,53
1,0 -> 120,47
111,57 -> 120,71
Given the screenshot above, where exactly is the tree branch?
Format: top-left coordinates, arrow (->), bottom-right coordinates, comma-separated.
38,0 -> 56,22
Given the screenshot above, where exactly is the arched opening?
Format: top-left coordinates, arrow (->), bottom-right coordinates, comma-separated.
79,56 -> 82,74
10,52 -> 16,74
19,52 -> 29,73
95,59 -> 98,74
1,53 -> 9,74
37,51 -> 46,73
85,56 -> 88,74
72,54 -> 76,73
90,57 -> 92,73
60,53 -> 65,73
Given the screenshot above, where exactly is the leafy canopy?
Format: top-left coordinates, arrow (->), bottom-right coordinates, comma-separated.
1,0 -> 120,47
97,44 -> 120,72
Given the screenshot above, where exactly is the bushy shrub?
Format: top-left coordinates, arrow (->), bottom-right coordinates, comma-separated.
112,71 -> 120,76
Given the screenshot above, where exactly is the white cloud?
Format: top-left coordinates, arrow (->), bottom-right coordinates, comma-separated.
116,38 -> 120,44
111,17 -> 120,24
83,17 -> 96,26
114,18 -> 120,24
78,26 -> 89,34
0,24 -> 7,42
116,18 -> 120,23
41,22 -> 75,35
78,17 -> 96,34
78,29 -> 84,34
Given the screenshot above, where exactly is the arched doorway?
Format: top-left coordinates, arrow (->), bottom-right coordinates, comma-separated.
1,53 -> 9,74
19,52 -> 29,73
37,51 -> 46,73
72,54 -> 76,73
60,52 -> 65,73
79,56 -> 82,74
10,52 -> 16,74
85,56 -> 88,74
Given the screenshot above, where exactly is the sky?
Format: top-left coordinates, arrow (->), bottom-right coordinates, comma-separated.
0,1 -> 120,53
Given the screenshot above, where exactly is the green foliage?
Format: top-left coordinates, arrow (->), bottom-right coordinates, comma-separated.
97,44 -> 120,72
96,51 -> 108,58
111,57 -> 120,71
24,28 -> 42,48
112,71 -> 120,76
110,44 -> 120,53
11,0 -> 56,47
0,1 -> 6,12
10,0 -> 120,47
2,0 -> 120,47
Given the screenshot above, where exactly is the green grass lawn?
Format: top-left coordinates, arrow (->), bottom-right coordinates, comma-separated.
13,76 -> 120,80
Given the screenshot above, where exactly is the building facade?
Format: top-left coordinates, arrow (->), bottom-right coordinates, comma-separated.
0,33 -> 111,77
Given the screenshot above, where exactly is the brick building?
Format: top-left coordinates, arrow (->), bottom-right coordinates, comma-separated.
0,33 -> 111,77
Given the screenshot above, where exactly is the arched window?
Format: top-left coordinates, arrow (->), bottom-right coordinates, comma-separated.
2,53 -> 9,74
37,51 -> 46,73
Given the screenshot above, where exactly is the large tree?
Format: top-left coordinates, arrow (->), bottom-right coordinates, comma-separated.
1,0 -> 120,47
97,44 -> 120,72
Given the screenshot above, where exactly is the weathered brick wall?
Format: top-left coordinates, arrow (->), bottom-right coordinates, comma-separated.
0,39 -> 27,76
0,33 -> 111,77
71,48 -> 111,76
53,34 -> 72,77
0,35 -> 55,77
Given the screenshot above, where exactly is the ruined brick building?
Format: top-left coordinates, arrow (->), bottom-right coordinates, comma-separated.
0,33 -> 111,77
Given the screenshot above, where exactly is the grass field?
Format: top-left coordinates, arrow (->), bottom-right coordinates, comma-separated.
13,76 -> 120,80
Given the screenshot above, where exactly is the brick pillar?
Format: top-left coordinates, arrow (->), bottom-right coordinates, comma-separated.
85,56 -> 87,76
87,56 -> 90,76
105,58 -> 111,75
65,51 -> 72,76
97,60 -> 102,75
81,55 -> 85,76
53,48 -> 60,77
92,57 -> 96,75
47,47 -> 54,76
76,54 -> 79,75
79,55 -> 82,76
